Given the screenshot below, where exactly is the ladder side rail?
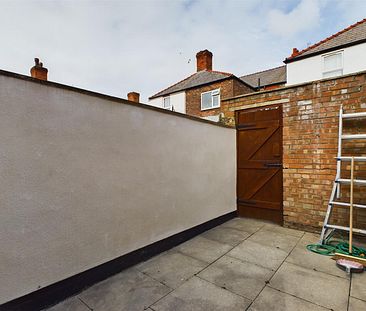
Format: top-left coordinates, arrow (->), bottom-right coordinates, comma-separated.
336,106 -> 343,199
320,182 -> 338,244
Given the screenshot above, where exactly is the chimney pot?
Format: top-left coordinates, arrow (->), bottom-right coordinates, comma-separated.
196,49 -> 213,72
127,92 -> 140,103
30,58 -> 48,81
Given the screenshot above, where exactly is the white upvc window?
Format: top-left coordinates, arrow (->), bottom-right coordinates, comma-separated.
322,51 -> 343,78
163,96 -> 171,109
201,88 -> 220,110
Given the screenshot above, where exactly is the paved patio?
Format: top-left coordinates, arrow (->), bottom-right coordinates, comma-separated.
46,217 -> 366,311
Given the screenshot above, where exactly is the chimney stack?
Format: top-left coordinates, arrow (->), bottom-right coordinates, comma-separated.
30,58 -> 48,81
196,50 -> 212,72
127,92 -> 140,103
291,48 -> 300,57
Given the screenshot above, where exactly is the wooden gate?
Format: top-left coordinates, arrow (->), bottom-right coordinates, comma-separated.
236,105 -> 283,224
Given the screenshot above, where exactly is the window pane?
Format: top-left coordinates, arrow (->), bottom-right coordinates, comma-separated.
163,97 -> 170,108
201,92 -> 212,109
324,53 -> 342,71
212,94 -> 219,107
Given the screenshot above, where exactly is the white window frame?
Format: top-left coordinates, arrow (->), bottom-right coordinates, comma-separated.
201,88 -> 220,111
322,51 -> 343,79
163,96 -> 171,109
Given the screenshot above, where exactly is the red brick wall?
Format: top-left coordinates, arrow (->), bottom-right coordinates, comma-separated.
185,78 -> 253,121
223,72 -> 366,232
233,79 -> 253,96
262,83 -> 285,91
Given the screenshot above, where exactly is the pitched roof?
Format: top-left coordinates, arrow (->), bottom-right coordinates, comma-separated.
149,70 -> 236,99
286,18 -> 366,62
240,65 -> 286,88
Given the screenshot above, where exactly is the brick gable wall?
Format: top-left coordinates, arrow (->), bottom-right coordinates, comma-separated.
224,72 -> 366,232
185,78 -> 253,120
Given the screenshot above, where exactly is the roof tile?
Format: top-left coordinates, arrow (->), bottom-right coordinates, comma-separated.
240,66 -> 286,88
149,70 -> 233,99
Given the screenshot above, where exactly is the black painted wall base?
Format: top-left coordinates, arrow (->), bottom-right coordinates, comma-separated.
1,211 -> 237,311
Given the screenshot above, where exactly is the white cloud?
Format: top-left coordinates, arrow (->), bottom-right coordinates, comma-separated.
267,0 -> 321,37
0,0 -> 364,102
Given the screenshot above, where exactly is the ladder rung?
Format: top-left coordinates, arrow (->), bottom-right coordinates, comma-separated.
342,112 -> 366,119
336,156 -> 366,162
325,224 -> 366,235
336,178 -> 366,185
330,201 -> 366,209
341,134 -> 366,140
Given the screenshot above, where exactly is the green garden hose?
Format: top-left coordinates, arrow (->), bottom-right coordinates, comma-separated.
307,241 -> 366,258
306,232 -> 366,258
306,230 -> 366,258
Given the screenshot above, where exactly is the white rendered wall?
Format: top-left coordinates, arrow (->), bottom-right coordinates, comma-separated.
287,43 -> 366,85
202,115 -> 220,122
0,74 -> 235,304
148,91 -> 186,114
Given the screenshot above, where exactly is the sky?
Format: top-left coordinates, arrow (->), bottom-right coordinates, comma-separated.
0,0 -> 366,102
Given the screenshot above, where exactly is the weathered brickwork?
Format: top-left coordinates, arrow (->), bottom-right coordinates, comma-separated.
185,78 -> 253,120
233,78 -> 253,97
224,72 -> 366,232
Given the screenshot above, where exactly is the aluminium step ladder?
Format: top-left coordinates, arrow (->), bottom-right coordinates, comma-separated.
320,106 -> 366,244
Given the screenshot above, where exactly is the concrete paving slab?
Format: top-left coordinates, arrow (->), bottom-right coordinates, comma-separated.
201,226 -> 251,246
248,286 -> 329,311
136,251 -> 207,289
262,223 -> 304,238
174,236 -> 232,263
221,217 -> 265,234
44,219 -> 357,311
151,276 -> 251,311
198,255 -> 273,300
45,297 -> 90,311
348,297 -> 366,311
248,229 -> 300,252
286,244 -> 347,278
351,272 -> 366,301
228,239 -> 288,270
79,267 -> 171,311
301,232 -> 321,243
270,262 -> 349,311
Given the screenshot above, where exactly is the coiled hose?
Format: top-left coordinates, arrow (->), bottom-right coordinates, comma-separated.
306,232 -> 366,258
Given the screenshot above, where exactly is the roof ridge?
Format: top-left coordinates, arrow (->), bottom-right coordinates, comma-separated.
207,70 -> 234,76
149,70 -> 234,99
287,18 -> 366,59
240,65 -> 285,78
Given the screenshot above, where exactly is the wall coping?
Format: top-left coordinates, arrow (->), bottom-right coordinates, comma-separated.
223,69 -> 366,102
0,69 -> 234,129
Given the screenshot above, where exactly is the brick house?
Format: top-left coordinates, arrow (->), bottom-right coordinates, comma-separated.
148,50 -> 285,123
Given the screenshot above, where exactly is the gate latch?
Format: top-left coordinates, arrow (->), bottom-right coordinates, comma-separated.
264,162 -> 282,168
